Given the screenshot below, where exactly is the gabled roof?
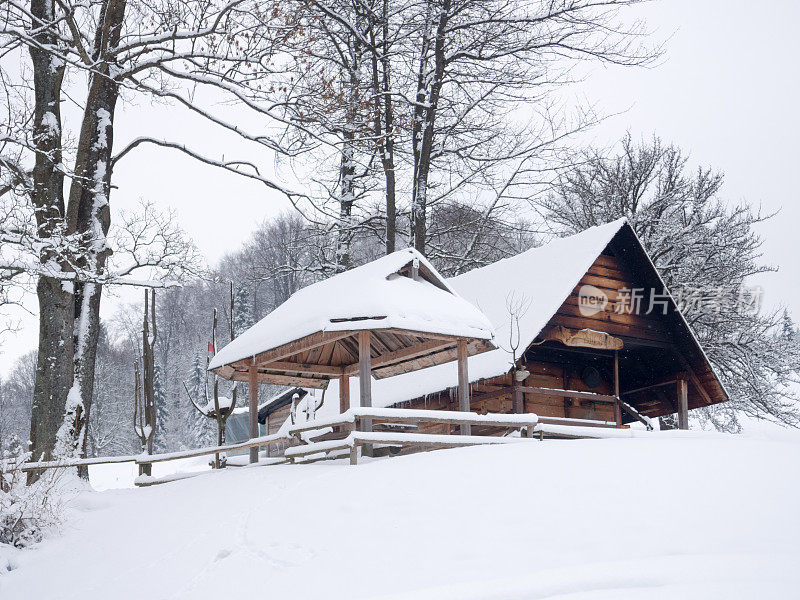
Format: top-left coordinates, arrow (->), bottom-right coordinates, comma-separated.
209,248 -> 495,372
331,218 -> 728,410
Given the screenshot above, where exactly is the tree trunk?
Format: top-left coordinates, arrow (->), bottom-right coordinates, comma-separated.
370,0 -> 397,255
28,0 -> 72,481
335,40 -> 360,273
59,0 -> 126,474
410,0 -> 449,255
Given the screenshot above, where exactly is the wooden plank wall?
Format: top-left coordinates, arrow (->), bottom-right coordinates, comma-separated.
552,253 -> 672,344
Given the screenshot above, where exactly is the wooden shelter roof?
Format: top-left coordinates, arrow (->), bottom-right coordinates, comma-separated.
208,248 -> 496,387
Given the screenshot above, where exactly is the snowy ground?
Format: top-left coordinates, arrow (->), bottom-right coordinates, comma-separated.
2,429 -> 799,600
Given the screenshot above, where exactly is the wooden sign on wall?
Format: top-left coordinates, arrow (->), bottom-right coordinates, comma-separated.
540,325 -> 624,351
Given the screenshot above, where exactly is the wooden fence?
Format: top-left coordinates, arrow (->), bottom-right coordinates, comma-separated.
3,408 -> 642,485
3,432 -> 291,484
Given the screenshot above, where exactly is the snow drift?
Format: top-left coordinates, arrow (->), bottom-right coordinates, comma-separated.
1,431 -> 799,599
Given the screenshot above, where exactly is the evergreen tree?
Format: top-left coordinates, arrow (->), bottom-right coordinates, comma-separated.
233,285 -> 255,336
153,364 -> 169,452
783,309 -> 796,342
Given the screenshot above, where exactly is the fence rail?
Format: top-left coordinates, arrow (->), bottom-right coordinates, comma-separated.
4,432 -> 290,474
3,408 -> 641,484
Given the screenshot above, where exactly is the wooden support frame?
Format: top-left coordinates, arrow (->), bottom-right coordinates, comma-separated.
230,371 -> 328,388
457,339 -> 471,435
248,331 -> 355,367
358,330 -> 374,456
613,350 -> 622,426
259,361 -> 345,377
513,386 -> 619,404
677,377 -> 689,430
674,353 -> 714,406
512,383 -> 524,415
339,374 -> 350,414
248,365 -> 259,464
343,338 -> 453,376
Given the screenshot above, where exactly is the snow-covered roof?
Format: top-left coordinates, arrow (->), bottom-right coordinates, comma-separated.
231,387 -> 307,419
339,219 -> 629,408
209,248 -> 495,371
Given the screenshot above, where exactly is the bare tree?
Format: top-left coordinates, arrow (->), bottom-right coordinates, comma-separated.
404,0 -> 656,254
184,303 -> 238,468
1,0 -> 304,471
133,289 -> 157,475
540,134 -> 800,430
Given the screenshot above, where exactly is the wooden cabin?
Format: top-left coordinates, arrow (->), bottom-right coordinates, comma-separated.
338,219 -> 728,431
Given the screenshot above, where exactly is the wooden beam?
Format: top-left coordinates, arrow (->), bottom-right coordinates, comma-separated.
230,371 -> 328,388
371,339 -> 493,379
613,350 -> 622,426
339,374 -> 350,414
674,353 -> 715,406
343,338 -> 453,376
381,328 -> 462,342
358,331 -> 373,457
248,366 -> 259,464
259,361 -> 344,377
622,379 -> 679,397
677,378 -> 689,430
457,339 -> 471,435
471,387 -> 513,403
514,386 -> 619,404
248,331 -> 354,367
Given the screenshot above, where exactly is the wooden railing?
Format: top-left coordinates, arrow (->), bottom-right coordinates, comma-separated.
3,408 -> 650,486
286,407 -> 546,464
283,407 -> 648,464
4,432 -> 291,482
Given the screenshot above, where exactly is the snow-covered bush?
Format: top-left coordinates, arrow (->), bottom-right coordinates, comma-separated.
0,455 -> 65,549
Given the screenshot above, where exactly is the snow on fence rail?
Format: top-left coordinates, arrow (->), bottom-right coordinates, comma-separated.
4,408 -> 643,485
5,432 -> 291,474
286,431 -> 542,464
288,407 -> 542,438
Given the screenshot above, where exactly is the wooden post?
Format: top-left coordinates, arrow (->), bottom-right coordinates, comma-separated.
512,384 -> 524,415
358,331 -> 373,457
677,377 -> 689,430
248,365 -> 259,464
349,445 -> 358,465
339,374 -> 350,414
457,339 -> 471,435
266,414 -> 271,458
613,350 -> 622,427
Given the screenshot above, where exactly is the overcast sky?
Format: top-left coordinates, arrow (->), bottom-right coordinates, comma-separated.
2,0 -> 798,375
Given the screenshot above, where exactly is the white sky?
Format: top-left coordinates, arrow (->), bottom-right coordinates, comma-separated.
2,0 -> 799,375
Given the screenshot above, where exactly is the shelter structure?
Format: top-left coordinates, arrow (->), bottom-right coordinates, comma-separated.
209,248 -> 496,462
339,219 -> 728,433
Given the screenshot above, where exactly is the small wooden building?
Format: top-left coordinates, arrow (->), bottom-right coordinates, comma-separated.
349,219 -> 728,430
208,248 -> 497,460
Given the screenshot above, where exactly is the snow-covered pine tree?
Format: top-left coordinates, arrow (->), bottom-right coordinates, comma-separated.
153,365 -> 168,452
233,285 -> 254,337
783,309 -> 797,342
